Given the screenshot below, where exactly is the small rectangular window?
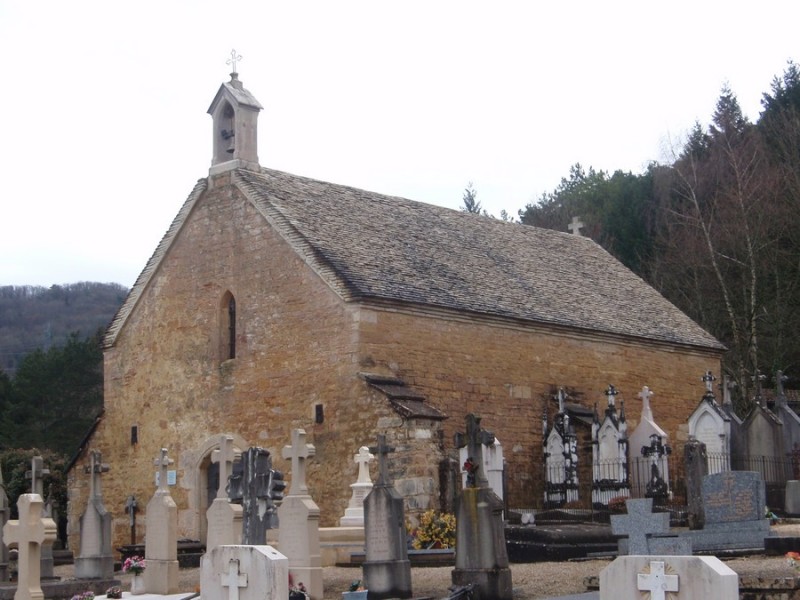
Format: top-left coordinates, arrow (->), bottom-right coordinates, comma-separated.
315,404 -> 324,424
131,425 -> 138,445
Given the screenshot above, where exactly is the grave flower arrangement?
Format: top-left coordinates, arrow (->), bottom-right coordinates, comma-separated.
288,574 -> 309,600
70,592 -> 95,600
105,586 -> 123,599
409,509 -> 456,549
122,555 -> 146,575
786,551 -> 800,569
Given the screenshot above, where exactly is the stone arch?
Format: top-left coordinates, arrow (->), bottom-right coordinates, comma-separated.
186,432 -> 249,544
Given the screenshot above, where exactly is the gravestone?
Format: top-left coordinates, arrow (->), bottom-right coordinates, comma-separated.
684,436 -> 708,529
599,555 -> 738,599
542,388 -> 579,507
207,435 -> 243,552
278,429 -> 322,600
339,446 -> 374,527
592,385 -> 630,506
124,494 -> 139,545
687,371 -> 732,474
611,498 -> 691,555
74,450 -> 114,579
3,494 -> 57,600
144,448 -> 179,595
452,414 -> 512,600
459,435 -> 505,502
200,545 -> 289,600
25,456 -> 54,580
0,463 -> 9,583
629,386 -> 671,500
233,447 -> 283,545
362,434 -> 412,600
678,470 -> 772,552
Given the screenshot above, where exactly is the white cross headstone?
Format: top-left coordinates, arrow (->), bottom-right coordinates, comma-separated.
282,428 -> 315,495
637,560 -> 679,600
354,446 -> 374,484
221,558 -> 248,600
3,494 -> 57,600
212,436 -> 237,499
154,448 -> 174,492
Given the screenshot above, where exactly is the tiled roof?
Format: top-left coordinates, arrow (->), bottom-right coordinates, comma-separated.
235,167 -> 723,351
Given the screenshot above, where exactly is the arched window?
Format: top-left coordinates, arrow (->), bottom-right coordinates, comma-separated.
221,291 -> 236,360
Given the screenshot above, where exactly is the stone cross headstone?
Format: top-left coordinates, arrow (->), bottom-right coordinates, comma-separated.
0,463 -> 9,583
339,446 -> 374,527
74,450 -> 114,579
24,456 -> 54,580
362,434 -> 412,600
207,436 -> 243,553
201,545 -> 289,600
600,555 -> 738,600
609,498 -> 690,555
238,447 -> 282,545
278,429 -> 322,600
3,494 -> 57,600
144,448 -> 179,595
452,414 -> 512,600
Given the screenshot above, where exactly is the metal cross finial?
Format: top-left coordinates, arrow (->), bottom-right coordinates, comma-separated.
226,49 -> 243,75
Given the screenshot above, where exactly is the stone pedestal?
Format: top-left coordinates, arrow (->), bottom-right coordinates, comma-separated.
786,480 -> 800,516
278,496 -> 322,600
684,437 -> 708,530
339,482 -> 371,527
362,486 -> 411,599
206,497 -> 243,552
144,450 -> 179,595
201,545 -> 289,600
451,487 -> 512,600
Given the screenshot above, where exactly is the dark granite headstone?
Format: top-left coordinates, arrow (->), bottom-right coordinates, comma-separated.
702,470 -> 764,524
684,437 -> 708,530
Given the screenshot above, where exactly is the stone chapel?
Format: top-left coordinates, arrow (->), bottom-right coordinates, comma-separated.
66,69 -> 724,551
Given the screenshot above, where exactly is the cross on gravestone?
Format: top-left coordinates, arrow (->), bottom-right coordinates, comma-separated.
221,558 -> 247,600
369,434 -> 396,486
125,495 -> 138,545
568,215 -> 584,235
454,413 -> 495,488
610,498 -> 670,555
605,384 -> 619,407
3,495 -> 57,600
354,446 -> 374,485
702,370 -> 716,394
154,448 -> 174,492
25,456 -> 50,496
84,450 -> 110,498
282,429 -> 315,496
212,436 -> 237,499
637,560 -> 679,600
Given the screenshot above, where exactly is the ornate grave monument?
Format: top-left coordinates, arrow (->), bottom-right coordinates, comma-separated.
542,388 -> 579,507
688,371 -> 732,473
452,414 -> 512,600
144,448 -> 179,595
592,385 -> 630,506
206,435 -> 243,552
230,447 -> 284,545
629,386 -> 671,500
3,494 -> 56,600
278,429 -> 322,600
339,446 -> 374,527
74,450 -> 114,579
362,434 -> 412,600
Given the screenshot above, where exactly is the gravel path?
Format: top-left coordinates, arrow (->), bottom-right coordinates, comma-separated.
53,524 -> 800,599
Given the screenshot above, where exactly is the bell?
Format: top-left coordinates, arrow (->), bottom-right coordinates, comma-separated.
226,137 -> 235,154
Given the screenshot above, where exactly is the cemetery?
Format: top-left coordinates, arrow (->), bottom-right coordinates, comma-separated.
5,69 -> 800,600
4,384 -> 800,599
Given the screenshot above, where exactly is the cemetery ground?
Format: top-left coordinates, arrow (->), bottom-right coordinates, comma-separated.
48,523 -> 800,600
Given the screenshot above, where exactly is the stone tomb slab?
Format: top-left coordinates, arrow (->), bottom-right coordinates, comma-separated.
599,555 -> 738,600
702,470 -> 764,524
201,545 -> 288,600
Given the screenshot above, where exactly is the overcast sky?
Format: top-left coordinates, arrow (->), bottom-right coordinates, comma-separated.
2,1 -> 797,288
